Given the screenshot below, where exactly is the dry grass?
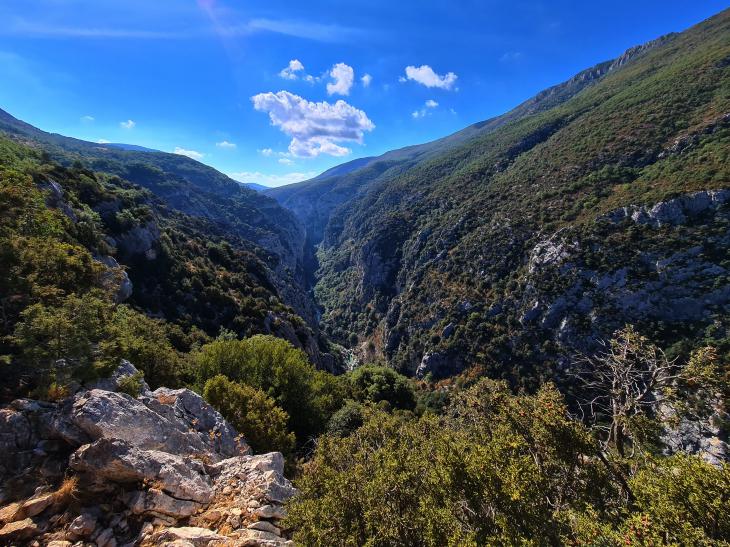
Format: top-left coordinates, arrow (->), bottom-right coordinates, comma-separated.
52,476 -> 79,506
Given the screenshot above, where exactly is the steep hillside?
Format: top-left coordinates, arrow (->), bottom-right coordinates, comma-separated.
267,31 -> 674,244
0,134 -> 339,383
0,109 -> 317,327
280,9 -> 730,386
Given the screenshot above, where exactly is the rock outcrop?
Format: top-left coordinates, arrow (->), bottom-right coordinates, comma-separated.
0,362 -> 295,546
601,189 -> 730,228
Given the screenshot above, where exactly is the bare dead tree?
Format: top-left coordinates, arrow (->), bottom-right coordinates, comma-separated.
569,325 -> 684,458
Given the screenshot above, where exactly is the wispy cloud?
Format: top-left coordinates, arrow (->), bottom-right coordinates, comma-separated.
80,115 -> 95,123
500,51 -> 523,63
412,99 -> 439,119
2,15 -> 367,43
216,140 -> 236,149
119,119 -> 136,129
244,19 -> 365,43
3,18 -> 188,39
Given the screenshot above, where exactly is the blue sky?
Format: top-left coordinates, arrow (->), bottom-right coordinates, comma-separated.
0,1 -> 726,187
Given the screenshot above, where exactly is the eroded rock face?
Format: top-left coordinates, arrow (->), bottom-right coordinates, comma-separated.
69,438 -> 213,503
416,351 -> 463,380
0,361 -> 294,546
602,189 -> 730,227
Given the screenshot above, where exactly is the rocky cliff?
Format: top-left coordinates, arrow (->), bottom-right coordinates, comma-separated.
0,362 -> 295,546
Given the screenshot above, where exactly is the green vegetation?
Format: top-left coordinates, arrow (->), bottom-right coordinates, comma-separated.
0,130 -> 320,399
287,375 -> 730,546
0,9 -> 728,546
307,9 -> 730,392
347,364 -> 416,410
203,375 -> 295,457
194,335 -> 345,443
117,370 -> 145,398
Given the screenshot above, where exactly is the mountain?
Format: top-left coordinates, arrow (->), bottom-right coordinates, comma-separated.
243,182 -> 271,192
0,110 -> 339,370
273,9 -> 730,386
266,32 -> 675,244
106,143 -> 159,153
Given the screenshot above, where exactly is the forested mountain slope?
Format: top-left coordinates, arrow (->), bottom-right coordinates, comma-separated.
0,132 -> 339,384
279,9 -> 730,387
266,31 -> 673,244
0,108 -> 318,328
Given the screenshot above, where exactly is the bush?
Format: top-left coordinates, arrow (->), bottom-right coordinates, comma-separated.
347,364 -> 416,410
101,305 -> 187,389
628,454 -> 730,543
194,335 -> 346,441
117,371 -> 145,398
326,400 -> 365,437
203,375 -> 295,457
286,380 -> 608,546
12,291 -> 114,385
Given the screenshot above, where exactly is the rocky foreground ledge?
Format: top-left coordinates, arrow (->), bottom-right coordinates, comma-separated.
0,362 -> 295,546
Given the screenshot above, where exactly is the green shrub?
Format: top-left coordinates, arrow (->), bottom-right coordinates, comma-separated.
326,400 -> 365,437
117,370 -> 145,398
347,364 -> 416,410
194,335 -> 346,441
286,380 -> 608,546
203,374 -> 295,457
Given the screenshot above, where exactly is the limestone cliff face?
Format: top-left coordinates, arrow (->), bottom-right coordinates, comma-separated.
0,362 -> 295,546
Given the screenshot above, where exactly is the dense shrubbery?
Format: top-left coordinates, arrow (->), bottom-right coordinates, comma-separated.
287,378 -> 730,546
194,335 -> 346,443
0,133 -> 317,399
203,375 -> 295,456
347,364 -> 416,410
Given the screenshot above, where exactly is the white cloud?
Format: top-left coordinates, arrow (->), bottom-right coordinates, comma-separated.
326,63 -> 354,96
229,171 -> 317,188
278,158 -> 294,165
80,115 -> 94,123
412,99 -> 439,119
279,59 -> 305,80
251,90 -> 374,158
404,65 -> 458,90
119,119 -> 136,129
361,73 -> 372,87
173,147 -> 204,160
97,139 -> 111,144
216,140 -> 237,149
258,148 -> 274,156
